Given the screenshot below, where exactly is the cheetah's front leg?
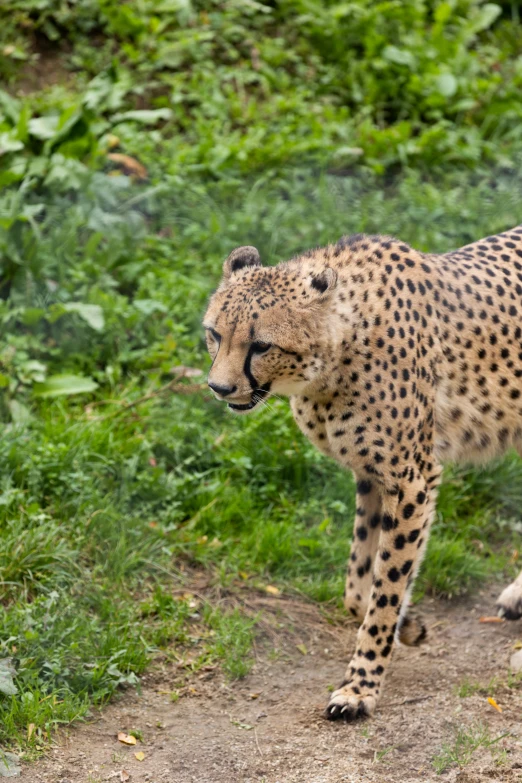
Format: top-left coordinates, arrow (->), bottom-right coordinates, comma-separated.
327,466 -> 440,721
344,478 -> 382,622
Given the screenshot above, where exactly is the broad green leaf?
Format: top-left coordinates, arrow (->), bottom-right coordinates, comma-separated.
20,307 -> 46,326
134,299 -> 167,315
0,660 -> 17,696
83,70 -> 132,112
8,400 -> 32,426
44,154 -> 89,190
112,109 -> 172,125
62,303 -> 105,331
436,73 -> 458,97
17,360 -> 46,383
28,115 -> 59,140
48,106 -> 85,148
0,133 -> 24,155
470,3 -> 501,34
21,204 -> 45,220
33,375 -> 99,398
0,90 -> 20,124
382,46 -> 415,68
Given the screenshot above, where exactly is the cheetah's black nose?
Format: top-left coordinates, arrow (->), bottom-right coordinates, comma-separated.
208,382 -> 237,397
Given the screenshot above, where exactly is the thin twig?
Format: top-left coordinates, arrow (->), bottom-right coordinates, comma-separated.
86,368 -> 207,421
111,379 -> 206,417
392,695 -> 432,706
254,728 -> 263,757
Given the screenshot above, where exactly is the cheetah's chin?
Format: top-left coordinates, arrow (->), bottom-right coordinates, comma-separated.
228,399 -> 259,412
227,385 -> 271,413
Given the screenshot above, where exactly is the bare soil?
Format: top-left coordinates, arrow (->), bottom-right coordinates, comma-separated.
27,586 -> 522,783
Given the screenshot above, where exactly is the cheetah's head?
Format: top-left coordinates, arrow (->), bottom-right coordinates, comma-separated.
203,246 -> 338,414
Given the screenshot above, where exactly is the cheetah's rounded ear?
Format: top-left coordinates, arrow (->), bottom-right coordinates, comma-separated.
223,246 -> 262,279
307,268 -> 338,299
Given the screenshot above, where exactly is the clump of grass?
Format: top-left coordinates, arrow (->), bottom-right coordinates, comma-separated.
0,516 -> 79,601
433,723 -> 511,774
419,535 -> 491,599
456,671 -> 522,698
456,676 -> 501,699
205,607 -> 257,680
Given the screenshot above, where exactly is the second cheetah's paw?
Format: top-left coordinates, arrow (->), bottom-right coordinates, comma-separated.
398,613 -> 427,646
496,580 -> 522,621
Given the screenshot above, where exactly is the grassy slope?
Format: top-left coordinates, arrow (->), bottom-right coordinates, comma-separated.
1,0 -> 522,755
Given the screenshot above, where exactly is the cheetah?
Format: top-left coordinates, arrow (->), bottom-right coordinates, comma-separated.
203,228 -> 522,721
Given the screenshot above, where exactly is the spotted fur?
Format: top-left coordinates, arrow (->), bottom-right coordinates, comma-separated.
203,228 -> 522,721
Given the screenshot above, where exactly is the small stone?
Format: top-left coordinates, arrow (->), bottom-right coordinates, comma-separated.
510,649 -> 522,673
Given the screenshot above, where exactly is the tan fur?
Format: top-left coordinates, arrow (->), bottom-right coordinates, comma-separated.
203,227 -> 522,721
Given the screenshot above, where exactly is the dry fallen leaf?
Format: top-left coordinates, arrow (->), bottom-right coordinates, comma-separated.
120,772 -> 130,783
117,732 -> 137,746
171,365 -> 203,378
230,718 -> 253,730
296,643 -> 308,656
134,751 -> 145,762
265,585 -> 280,596
27,723 -> 35,741
107,153 -> 148,180
106,134 -> 120,149
487,696 -> 502,713
479,616 -> 505,624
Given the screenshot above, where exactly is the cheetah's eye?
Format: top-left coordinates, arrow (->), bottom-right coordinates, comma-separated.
206,327 -> 221,343
252,341 -> 271,354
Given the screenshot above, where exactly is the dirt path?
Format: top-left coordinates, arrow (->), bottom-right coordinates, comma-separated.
28,586 -> 522,783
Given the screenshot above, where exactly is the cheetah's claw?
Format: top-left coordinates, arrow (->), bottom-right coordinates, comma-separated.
325,685 -> 377,722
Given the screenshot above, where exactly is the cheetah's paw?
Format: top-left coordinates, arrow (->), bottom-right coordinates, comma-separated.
496,580 -> 522,621
398,613 -> 427,646
325,681 -> 378,722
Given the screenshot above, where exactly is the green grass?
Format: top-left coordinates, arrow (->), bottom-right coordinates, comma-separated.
433,723 -> 510,774
2,0 -> 522,760
2,171 -> 522,753
2,0 -> 522,176
456,670 -> 522,699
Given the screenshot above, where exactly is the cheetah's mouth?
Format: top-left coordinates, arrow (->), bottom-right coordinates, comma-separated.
228,383 -> 271,413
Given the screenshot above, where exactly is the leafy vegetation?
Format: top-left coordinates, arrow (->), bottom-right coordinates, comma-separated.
2,0 -> 522,177
1,0 -> 522,758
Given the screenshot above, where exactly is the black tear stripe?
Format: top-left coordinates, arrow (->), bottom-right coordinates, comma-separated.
243,345 -> 271,397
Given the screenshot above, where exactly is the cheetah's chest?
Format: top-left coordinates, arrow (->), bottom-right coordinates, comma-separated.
290,395 -> 368,468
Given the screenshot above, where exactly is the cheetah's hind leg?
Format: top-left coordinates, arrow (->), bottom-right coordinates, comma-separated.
398,612 -> 427,646
496,571 -> 522,620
